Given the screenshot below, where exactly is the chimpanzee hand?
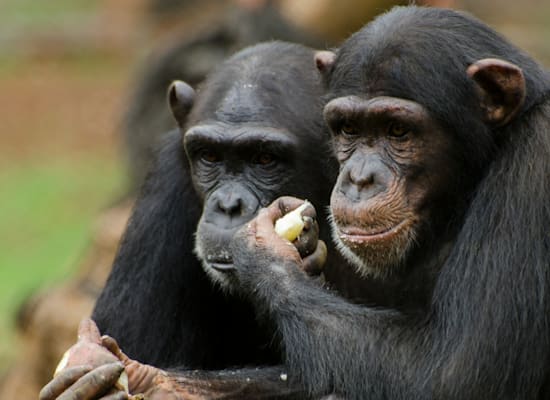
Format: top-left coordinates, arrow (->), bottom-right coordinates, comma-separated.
100,335 -> 165,398
39,319 -> 165,400
230,196 -> 327,292
39,319 -> 131,400
39,363 -> 129,400
40,319 -> 291,400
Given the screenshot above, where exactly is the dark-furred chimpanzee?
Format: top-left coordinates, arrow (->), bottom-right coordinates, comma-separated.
96,40 -> 335,369
223,6 -> 549,400
39,42 -> 336,400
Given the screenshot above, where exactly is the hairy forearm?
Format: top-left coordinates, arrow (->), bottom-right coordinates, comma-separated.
249,265 -> 428,399
146,367 -> 307,400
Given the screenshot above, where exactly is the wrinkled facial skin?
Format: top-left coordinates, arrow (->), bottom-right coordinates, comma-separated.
184,123 -> 301,288
324,96 -> 457,277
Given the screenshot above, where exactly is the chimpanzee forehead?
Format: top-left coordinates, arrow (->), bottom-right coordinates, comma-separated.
330,14 -> 462,98
192,76 -> 324,141
187,42 -> 328,145
197,85 -> 305,129
213,82 -> 274,123
325,9 -> 499,125
329,6 -> 549,110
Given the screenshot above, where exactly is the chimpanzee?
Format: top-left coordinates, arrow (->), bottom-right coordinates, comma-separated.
94,40 -> 337,370
40,41 -> 337,400
223,6 -> 550,400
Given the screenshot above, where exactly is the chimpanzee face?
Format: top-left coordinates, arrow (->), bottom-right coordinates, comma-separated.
184,122 -> 300,286
169,43 -> 335,289
315,18 -> 526,279
324,95 -> 457,277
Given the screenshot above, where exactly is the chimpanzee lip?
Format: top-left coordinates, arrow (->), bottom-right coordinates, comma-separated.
209,261 -> 235,272
338,219 -> 409,243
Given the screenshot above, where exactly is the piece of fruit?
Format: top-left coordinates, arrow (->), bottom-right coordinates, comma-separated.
274,202 -> 311,241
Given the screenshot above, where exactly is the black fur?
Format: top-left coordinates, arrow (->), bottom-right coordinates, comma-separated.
230,7 -> 550,400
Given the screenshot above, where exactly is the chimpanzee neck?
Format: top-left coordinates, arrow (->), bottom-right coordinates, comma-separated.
324,240 -> 453,315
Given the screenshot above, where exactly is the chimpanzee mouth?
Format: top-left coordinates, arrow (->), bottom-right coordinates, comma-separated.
209,261 -> 235,272
195,238 -> 236,276
338,219 -> 410,244
204,253 -> 235,271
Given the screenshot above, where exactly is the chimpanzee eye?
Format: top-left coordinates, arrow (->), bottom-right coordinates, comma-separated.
199,149 -> 221,163
254,152 -> 275,166
388,123 -> 410,138
340,122 -> 358,136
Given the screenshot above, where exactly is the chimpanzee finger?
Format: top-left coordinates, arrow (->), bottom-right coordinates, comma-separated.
101,336 -> 131,366
301,240 -> 327,276
296,201 -> 317,221
57,363 -> 125,400
265,196 -> 307,223
294,215 -> 319,258
252,206 -> 302,264
39,365 -> 93,400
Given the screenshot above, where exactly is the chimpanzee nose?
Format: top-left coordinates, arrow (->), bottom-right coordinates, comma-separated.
341,154 -> 390,201
349,167 -> 375,188
217,193 -> 242,217
206,183 -> 260,229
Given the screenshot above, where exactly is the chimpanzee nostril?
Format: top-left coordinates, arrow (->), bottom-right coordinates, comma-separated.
349,168 -> 375,188
217,194 -> 242,216
340,153 -> 392,202
205,183 -> 261,229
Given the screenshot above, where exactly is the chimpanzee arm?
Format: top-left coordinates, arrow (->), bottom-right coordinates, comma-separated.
230,249 -> 424,399
40,323 -> 310,400
41,364 -> 307,400
146,367 -> 307,400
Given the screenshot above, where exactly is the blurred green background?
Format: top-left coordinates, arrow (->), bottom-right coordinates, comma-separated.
0,0 -> 549,379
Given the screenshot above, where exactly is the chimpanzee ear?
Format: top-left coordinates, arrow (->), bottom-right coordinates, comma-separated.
168,80 -> 196,127
315,50 -> 336,78
467,58 -> 525,127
